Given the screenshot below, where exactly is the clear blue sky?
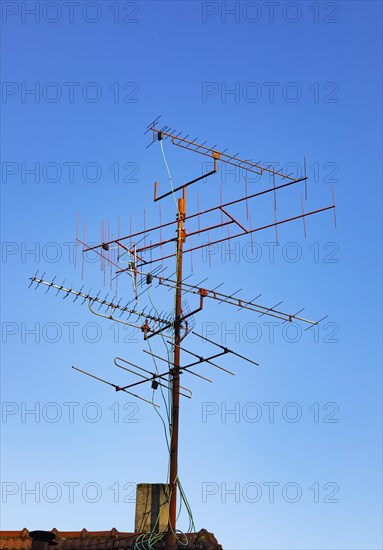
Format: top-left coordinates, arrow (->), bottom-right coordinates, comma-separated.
1,1 -> 382,549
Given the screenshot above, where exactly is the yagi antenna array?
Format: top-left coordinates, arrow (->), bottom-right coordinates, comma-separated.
146,118 -> 297,181
83,169 -> 336,269
29,274 -> 173,337
121,267 -> 328,329
30,119 -> 336,542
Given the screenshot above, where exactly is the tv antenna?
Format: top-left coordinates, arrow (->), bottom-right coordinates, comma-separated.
30,116 -> 336,547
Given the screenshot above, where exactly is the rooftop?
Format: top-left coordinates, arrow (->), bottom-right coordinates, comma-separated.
0,529 -> 222,550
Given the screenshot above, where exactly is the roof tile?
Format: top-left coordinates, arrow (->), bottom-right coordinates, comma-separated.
0,530 -> 221,550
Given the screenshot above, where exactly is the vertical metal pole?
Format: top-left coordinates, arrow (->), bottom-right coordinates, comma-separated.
168,191 -> 186,545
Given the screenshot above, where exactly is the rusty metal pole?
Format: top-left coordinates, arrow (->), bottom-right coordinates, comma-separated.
168,190 -> 186,546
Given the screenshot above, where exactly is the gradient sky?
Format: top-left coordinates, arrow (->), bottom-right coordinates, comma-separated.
1,1 -> 382,549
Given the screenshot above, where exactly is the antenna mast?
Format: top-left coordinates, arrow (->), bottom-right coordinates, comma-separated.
169,190 -> 185,535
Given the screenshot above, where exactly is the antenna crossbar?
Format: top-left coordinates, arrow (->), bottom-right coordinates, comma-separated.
71,366 -> 161,407
192,331 -> 260,366
167,341 -> 235,376
114,357 -> 192,399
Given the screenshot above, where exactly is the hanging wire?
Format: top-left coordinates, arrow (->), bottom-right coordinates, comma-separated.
160,139 -> 178,212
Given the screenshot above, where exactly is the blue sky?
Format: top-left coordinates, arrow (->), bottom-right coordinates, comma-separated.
1,1 -> 382,549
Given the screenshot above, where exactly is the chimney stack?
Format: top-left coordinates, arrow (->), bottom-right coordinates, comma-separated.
29,531 -> 57,550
